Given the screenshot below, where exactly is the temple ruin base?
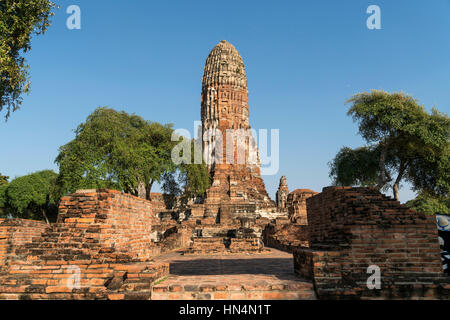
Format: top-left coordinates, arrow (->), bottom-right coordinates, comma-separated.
0,187 -> 448,300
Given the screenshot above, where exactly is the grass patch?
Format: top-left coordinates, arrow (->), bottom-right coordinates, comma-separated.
153,276 -> 168,286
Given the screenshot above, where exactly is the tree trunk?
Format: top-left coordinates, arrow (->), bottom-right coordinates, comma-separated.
146,180 -> 154,201
392,160 -> 406,201
137,181 -> 146,198
377,140 -> 388,190
41,208 -> 50,225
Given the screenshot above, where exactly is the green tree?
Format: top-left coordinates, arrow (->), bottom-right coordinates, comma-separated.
0,173 -> 9,185
0,184 -> 8,218
55,107 -> 176,200
0,173 -> 8,217
407,110 -> 450,197
330,90 -> 449,200
0,0 -> 56,119
6,170 -> 59,223
178,139 -> 210,202
405,193 -> 450,215
329,146 -> 380,187
161,171 -> 182,209
162,139 -> 211,209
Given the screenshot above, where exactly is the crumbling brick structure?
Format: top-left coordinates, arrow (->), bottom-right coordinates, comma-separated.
0,219 -> 48,269
263,221 -> 309,253
293,187 -> 450,299
229,238 -> 265,253
167,41 -> 288,252
287,189 -> 317,224
276,176 -> 289,209
149,192 -> 166,215
201,40 -> 275,218
186,213 -> 269,254
187,237 -> 267,255
0,190 -> 169,300
261,187 -> 316,253
187,237 -> 227,254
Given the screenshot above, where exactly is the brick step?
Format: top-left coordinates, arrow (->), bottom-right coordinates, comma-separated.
0,261 -> 170,300
25,239 -> 90,247
151,276 -> 316,300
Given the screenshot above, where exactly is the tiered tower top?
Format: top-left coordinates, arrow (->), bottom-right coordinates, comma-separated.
202,40 -> 248,90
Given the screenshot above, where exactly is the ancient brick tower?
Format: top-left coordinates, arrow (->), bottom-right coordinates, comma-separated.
201,40 -> 274,216
276,176 -> 289,209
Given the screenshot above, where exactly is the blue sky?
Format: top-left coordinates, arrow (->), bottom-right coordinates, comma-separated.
1,0 -> 449,203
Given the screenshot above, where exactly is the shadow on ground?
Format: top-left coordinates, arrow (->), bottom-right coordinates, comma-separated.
168,258 -> 297,280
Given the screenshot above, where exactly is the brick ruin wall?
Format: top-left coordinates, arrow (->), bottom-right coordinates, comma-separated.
0,219 -> 48,269
263,221 -> 309,253
152,222 -> 192,253
0,190 -> 170,300
187,237 -> 226,254
262,190 -> 316,253
293,187 -> 450,299
58,189 -> 159,261
2,186 -> 448,300
149,192 -> 166,215
182,202 -> 274,254
186,216 -> 269,254
187,237 -> 266,255
229,238 -> 265,253
287,189 -> 317,224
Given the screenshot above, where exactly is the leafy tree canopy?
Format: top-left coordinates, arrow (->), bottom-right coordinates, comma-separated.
0,173 -> 9,217
0,0 -> 56,119
329,146 -> 380,188
178,139 -> 211,200
56,107 -> 177,200
162,139 -> 211,209
0,184 -> 8,217
405,193 -> 450,216
330,90 -> 449,200
407,110 -> 450,197
0,173 -> 9,185
5,170 -> 58,223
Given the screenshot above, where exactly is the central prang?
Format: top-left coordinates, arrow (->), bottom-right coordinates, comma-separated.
156,41 -> 315,255
201,40 -> 275,219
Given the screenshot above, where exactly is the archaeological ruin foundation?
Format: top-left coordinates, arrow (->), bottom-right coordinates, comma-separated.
0,41 -> 448,300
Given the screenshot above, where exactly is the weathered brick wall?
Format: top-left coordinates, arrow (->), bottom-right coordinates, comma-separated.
57,189 -> 158,262
263,222 -> 309,253
293,187 -> 450,299
229,238 -> 263,253
153,224 -> 192,253
0,260 -> 169,300
149,192 -> 166,215
286,189 -> 317,224
0,189 -> 169,300
188,237 -> 226,254
0,219 -> 48,269
188,236 -> 266,254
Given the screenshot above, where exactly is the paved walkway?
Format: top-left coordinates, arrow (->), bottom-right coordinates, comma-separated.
151,248 -> 316,300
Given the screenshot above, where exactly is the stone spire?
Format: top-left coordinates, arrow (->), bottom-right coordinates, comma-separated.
201,40 -> 251,170
276,176 -> 289,209
202,40 -> 248,91
201,40 -> 274,217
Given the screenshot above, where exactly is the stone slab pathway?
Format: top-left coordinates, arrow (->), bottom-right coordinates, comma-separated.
151,248 -> 316,300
